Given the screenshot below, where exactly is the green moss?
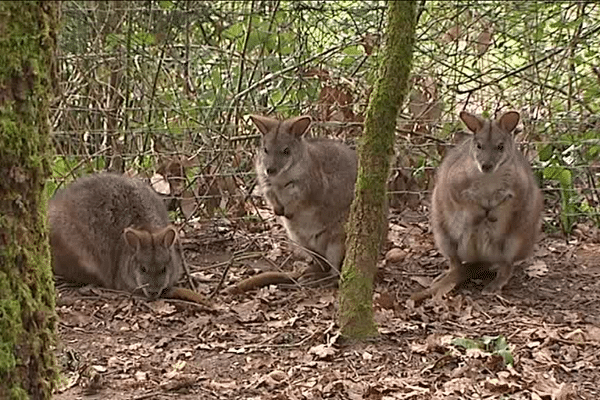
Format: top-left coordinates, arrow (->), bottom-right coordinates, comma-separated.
10,386 -> 28,400
0,342 -> 16,372
339,263 -> 378,339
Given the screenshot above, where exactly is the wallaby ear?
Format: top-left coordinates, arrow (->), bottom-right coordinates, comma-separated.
452,130 -> 473,145
459,111 -> 484,133
123,227 -> 143,250
158,225 -> 177,248
249,115 -> 278,136
498,111 -> 520,133
288,115 -> 312,138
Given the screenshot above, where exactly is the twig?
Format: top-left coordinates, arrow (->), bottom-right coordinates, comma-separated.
233,42 -> 350,102
177,234 -> 197,292
190,253 -> 263,273
236,0 -> 255,96
132,391 -> 163,400
142,4 -> 178,155
247,1 -> 281,93
210,256 -> 233,298
455,23 -> 600,94
53,147 -> 111,193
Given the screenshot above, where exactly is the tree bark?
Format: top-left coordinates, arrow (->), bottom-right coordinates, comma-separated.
0,2 -> 60,399
338,0 -> 416,338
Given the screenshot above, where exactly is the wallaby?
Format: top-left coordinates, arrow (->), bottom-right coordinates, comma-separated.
237,114 -> 357,292
411,110 -> 543,302
48,173 -> 184,299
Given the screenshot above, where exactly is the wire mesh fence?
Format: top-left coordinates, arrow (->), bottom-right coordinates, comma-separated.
50,0 -> 600,234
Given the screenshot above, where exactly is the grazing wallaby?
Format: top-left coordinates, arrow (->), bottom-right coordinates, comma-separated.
250,114 -> 357,282
411,110 -> 543,302
48,173 -> 183,299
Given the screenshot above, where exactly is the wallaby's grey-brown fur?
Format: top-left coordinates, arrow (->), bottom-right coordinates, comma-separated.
412,110 -> 543,302
251,114 -> 357,274
48,173 -> 183,299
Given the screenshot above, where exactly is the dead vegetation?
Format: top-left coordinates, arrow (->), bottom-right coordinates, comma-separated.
54,206 -> 600,400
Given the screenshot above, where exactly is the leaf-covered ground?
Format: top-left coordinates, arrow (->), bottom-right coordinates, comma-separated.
54,208 -> 600,400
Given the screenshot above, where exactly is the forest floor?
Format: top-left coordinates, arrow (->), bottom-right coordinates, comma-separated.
53,206 -> 600,400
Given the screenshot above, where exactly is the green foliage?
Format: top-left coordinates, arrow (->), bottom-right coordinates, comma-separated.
538,123 -> 600,233
452,335 -> 514,367
52,1 -> 600,227
543,163 -> 575,233
158,1 -> 175,10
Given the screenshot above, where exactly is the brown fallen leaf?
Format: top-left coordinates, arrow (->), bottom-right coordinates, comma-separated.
308,344 -> 337,360
525,260 -> 548,279
475,27 -> 493,56
531,373 -> 574,400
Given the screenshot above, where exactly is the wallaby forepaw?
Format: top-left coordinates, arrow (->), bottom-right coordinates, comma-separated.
409,290 -> 429,304
493,188 -> 514,207
462,187 -> 477,202
482,286 -> 499,295
481,279 -> 505,294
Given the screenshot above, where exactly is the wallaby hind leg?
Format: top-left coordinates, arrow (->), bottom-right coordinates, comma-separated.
308,227 -> 344,274
410,257 -> 468,303
324,236 -> 345,275
299,232 -> 344,287
482,261 -> 514,294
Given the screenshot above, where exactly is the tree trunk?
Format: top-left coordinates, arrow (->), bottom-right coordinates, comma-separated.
0,2 -> 60,399
338,0 -> 416,338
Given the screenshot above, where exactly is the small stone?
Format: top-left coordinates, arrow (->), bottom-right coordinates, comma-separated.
385,247 -> 407,263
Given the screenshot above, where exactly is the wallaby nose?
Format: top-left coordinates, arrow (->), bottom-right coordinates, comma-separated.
481,163 -> 493,173
145,288 -> 162,300
266,167 -> 277,176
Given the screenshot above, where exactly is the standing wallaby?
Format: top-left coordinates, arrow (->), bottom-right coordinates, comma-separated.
49,173 -> 183,299
411,110 -> 543,302
251,114 -> 357,279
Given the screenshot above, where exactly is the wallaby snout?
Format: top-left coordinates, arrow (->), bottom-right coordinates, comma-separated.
144,287 -> 163,300
473,139 -> 509,174
480,162 -> 494,173
262,148 -> 292,177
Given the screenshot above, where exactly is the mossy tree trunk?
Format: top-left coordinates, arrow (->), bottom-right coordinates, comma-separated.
0,2 -> 60,399
338,0 -> 416,338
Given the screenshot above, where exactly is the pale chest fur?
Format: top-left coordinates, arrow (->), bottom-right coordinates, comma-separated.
446,165 -> 518,262
280,206 -> 326,250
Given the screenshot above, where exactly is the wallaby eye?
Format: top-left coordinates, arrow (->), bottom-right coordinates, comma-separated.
497,143 -> 504,151
476,142 -> 482,150
282,147 -> 290,156
263,147 -> 269,155
159,266 -> 167,275
140,265 -> 148,274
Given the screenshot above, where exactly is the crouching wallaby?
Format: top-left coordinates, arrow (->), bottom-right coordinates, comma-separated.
411,110 -> 543,303
49,173 -> 184,300
230,114 -> 357,293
